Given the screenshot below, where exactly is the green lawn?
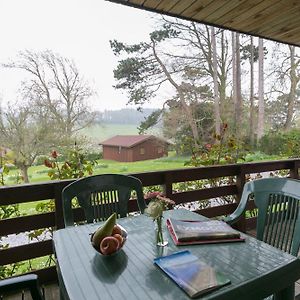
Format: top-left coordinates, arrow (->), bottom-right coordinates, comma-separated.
5,151 -> 283,215
6,152 -> 190,185
5,151 -> 190,214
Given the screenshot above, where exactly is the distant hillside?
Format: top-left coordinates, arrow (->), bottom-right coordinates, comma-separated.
94,108 -> 158,125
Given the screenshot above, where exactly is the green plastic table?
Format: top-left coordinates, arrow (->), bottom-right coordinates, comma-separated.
53,209 -> 300,300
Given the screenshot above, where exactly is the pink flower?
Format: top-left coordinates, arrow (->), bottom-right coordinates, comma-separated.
144,192 -> 175,220
44,159 -> 53,168
145,191 -> 162,200
51,150 -> 58,159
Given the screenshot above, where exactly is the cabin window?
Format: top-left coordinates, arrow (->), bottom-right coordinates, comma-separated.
118,146 -> 122,154
158,147 -> 162,154
140,147 -> 145,155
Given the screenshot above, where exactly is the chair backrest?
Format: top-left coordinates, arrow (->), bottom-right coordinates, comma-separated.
0,274 -> 43,300
62,174 -> 146,227
241,178 -> 300,256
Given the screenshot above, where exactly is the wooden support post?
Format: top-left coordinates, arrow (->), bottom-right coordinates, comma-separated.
54,180 -> 73,230
235,166 -> 247,232
290,161 -> 299,179
162,173 -> 173,200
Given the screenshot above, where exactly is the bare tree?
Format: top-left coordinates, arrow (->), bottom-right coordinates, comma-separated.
249,37 -> 255,144
4,50 -> 95,137
284,45 -> 300,130
232,32 -> 237,122
0,103 -> 57,182
211,26 -> 221,137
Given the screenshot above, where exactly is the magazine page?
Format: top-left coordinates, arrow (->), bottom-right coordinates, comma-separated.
154,250 -> 230,298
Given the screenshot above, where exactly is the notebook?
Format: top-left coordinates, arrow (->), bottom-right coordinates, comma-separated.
167,218 -> 245,245
154,250 -> 230,298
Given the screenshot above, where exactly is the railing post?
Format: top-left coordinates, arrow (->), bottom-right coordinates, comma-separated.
54,181 -> 66,229
290,160 -> 299,179
162,173 -> 173,200
235,166 -> 246,232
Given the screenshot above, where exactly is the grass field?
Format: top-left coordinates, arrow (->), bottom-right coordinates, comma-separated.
6,152 -> 190,186
7,152 -> 190,216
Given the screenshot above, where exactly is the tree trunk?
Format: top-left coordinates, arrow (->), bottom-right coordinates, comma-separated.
151,40 -> 200,148
257,38 -> 265,141
219,31 -> 227,118
249,36 -> 255,146
232,32 -> 237,128
211,26 -> 221,137
235,33 -> 242,138
284,45 -> 296,131
20,165 -> 30,183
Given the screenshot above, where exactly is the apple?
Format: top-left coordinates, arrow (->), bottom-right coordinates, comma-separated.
113,233 -> 123,246
100,236 -> 120,255
112,224 -> 122,236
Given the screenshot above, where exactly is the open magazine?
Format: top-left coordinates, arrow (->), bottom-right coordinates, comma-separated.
167,218 -> 245,245
154,250 -> 230,298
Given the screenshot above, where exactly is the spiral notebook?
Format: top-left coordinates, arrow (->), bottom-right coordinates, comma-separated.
154,250 -> 230,298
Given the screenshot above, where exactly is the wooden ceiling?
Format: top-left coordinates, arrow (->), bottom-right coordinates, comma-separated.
107,0 -> 300,46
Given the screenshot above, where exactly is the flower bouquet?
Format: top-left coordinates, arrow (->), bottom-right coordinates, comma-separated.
144,192 -> 175,246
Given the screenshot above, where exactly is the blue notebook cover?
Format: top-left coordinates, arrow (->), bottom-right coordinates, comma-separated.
154,250 -> 230,298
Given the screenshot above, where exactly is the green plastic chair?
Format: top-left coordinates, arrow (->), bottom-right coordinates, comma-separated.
62,174 -> 146,227
224,178 -> 300,256
0,274 -> 43,300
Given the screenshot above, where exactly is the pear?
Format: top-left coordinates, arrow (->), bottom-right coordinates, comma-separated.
92,213 -> 117,248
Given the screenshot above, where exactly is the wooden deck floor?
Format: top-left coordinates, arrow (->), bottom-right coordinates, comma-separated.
1,283 -> 59,300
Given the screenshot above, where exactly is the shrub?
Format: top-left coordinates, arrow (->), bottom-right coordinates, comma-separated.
259,129 -> 300,157
94,163 -> 108,169
85,152 -> 102,161
44,146 -> 97,180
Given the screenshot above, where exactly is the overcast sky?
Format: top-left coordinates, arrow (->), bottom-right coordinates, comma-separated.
0,0 -> 161,111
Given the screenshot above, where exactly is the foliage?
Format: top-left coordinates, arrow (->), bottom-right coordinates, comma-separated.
164,97 -> 214,154
259,129 -> 300,157
265,92 -> 300,131
184,124 -> 247,207
0,103 -> 59,183
0,262 -> 24,280
111,24 -> 180,106
0,149 -> 22,279
138,110 -> 162,134
0,147 -> 14,186
23,145 -> 98,278
186,124 -> 247,167
44,146 -> 97,180
85,151 -> 102,161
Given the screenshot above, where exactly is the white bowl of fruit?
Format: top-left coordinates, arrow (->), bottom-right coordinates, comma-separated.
90,213 -> 127,256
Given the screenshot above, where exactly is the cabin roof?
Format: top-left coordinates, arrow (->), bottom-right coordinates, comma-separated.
100,135 -> 168,148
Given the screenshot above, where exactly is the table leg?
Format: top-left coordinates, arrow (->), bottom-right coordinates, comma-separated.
274,284 -> 295,300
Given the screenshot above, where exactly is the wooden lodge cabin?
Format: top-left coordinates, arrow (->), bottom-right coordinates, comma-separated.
100,135 -> 169,162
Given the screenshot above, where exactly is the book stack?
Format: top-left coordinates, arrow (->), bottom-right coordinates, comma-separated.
167,218 -> 245,245
154,250 -> 230,298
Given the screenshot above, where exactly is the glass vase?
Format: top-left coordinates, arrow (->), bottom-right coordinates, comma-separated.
156,215 -> 168,247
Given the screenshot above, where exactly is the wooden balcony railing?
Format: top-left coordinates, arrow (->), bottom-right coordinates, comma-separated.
1,159 -> 300,284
